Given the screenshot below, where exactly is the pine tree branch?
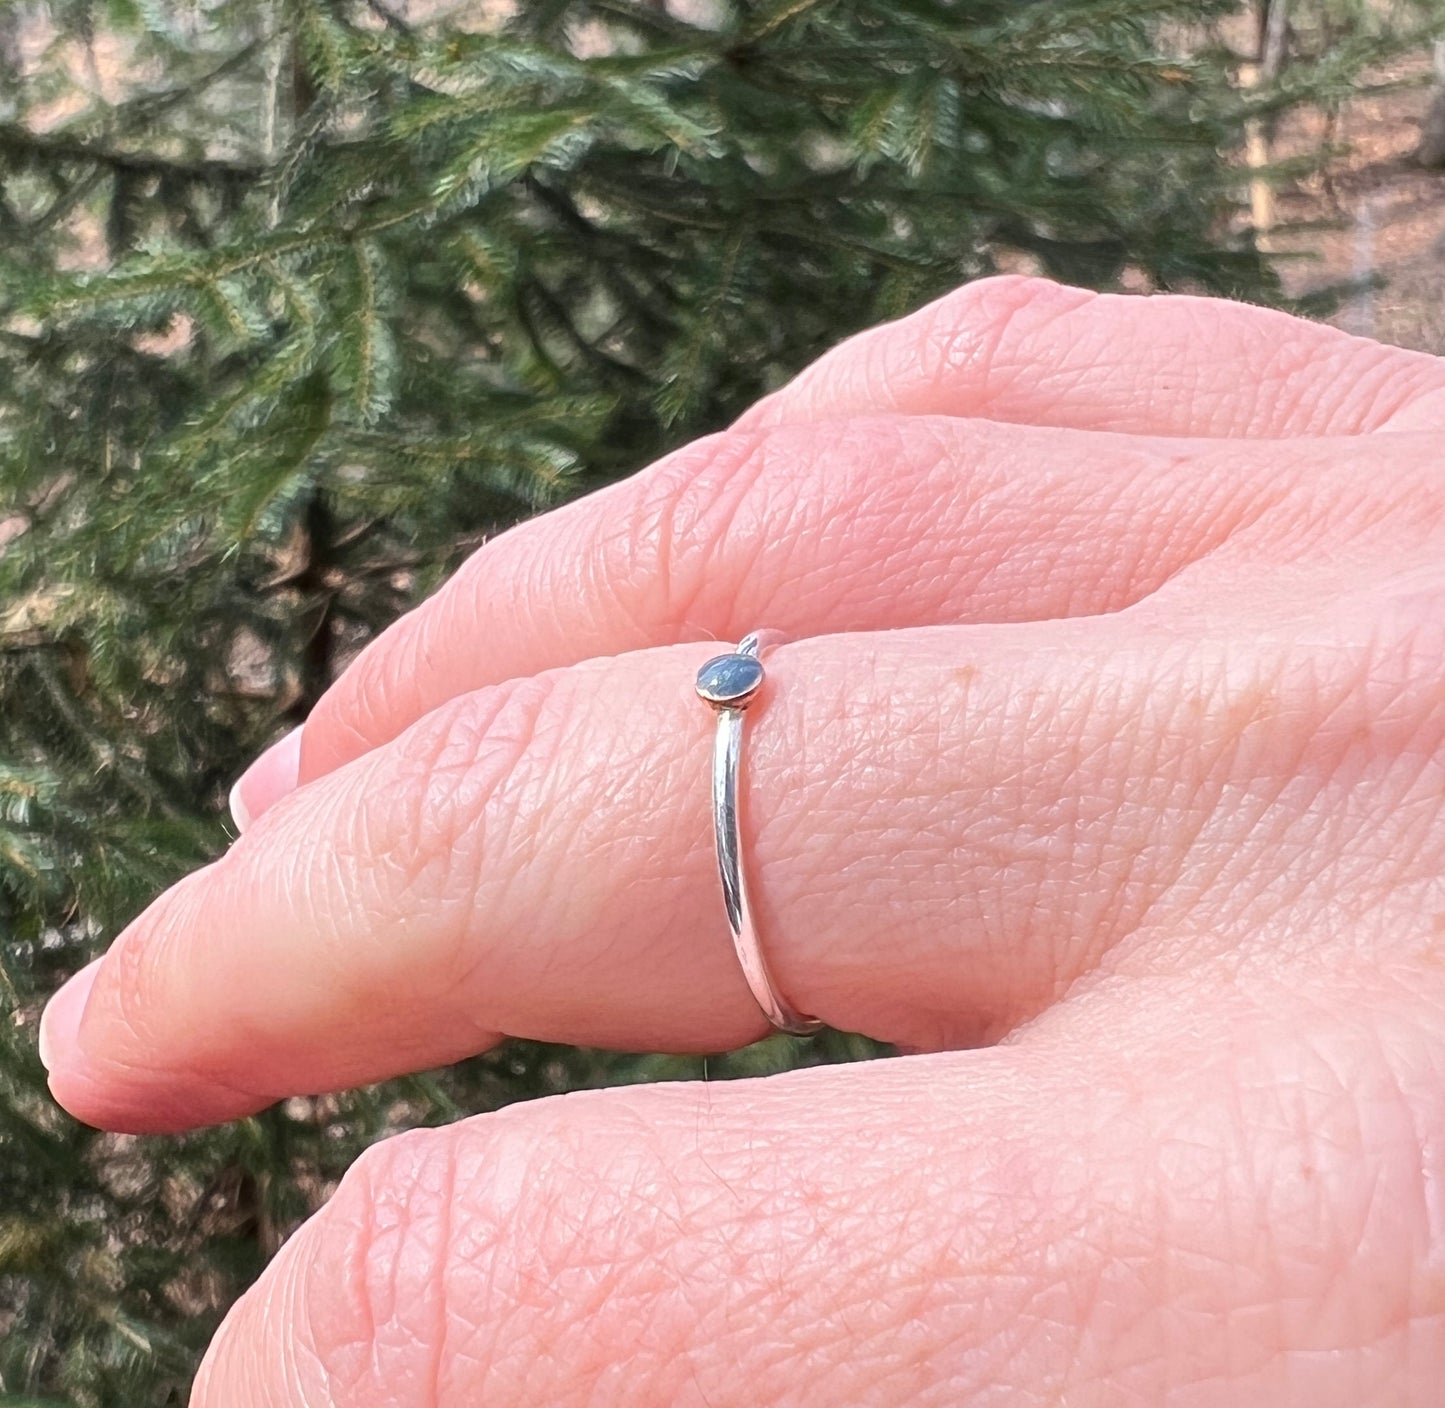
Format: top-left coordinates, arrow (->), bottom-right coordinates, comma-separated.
524,176 -> 680,334
114,37 -> 269,129
523,273 -> 651,385
0,124 -> 265,186
30,166 -> 106,236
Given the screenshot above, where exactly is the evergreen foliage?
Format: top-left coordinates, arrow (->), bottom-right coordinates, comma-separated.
1,0 -> 1441,1401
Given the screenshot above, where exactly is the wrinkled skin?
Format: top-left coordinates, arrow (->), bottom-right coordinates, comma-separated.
39,277 -> 1445,1406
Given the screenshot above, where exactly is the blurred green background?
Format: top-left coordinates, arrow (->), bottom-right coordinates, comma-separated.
2,1 -> 1443,1401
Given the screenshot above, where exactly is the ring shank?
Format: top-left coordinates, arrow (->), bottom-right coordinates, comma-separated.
709,633 -> 822,1037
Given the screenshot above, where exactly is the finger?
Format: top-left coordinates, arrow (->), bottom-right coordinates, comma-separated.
191,964 -> 1444,1406
234,283 -> 1445,828
735,274 -> 1445,438
45,568 -> 1439,1132
227,725 -> 300,832
242,413 -> 1333,826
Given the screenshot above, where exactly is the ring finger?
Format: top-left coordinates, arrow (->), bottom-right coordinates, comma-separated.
41,560 -> 1433,1133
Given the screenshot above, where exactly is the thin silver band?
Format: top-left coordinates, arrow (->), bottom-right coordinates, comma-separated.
696,630 -> 822,1037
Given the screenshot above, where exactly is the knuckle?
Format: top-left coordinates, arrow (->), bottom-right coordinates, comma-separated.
913,273 -> 1086,391
615,426 -> 778,630
103,876 -> 203,1047
90,865 -> 229,1065
286,1094 -> 700,1404
936,271 -> 1065,323
343,668 -> 570,918
614,418 -> 920,635
297,1126 -> 465,1404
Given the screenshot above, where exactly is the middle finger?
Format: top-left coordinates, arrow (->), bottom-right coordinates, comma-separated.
294,415 -> 1304,789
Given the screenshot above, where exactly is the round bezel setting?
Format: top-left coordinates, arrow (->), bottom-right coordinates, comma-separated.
695,652 -> 765,710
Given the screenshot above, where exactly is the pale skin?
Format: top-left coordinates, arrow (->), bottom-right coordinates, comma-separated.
37,275 -> 1445,1405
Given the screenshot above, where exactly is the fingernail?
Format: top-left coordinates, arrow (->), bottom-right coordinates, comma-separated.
39,957 -> 102,1072
228,724 -> 304,833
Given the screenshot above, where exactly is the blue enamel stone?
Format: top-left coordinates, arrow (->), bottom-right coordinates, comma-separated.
695,652 -> 765,708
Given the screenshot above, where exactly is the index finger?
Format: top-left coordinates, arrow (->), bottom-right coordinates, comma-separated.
736,275 -> 1445,437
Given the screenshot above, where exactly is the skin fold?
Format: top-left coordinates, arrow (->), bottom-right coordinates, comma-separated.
37,276 -> 1445,1405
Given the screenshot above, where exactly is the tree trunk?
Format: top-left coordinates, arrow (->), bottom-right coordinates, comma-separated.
1243,0 -> 1291,244
1418,40 -> 1445,169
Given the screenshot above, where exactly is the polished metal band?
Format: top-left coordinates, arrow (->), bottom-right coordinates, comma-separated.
695,630 -> 822,1037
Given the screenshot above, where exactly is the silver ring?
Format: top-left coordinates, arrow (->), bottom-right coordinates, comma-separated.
695,630 -> 822,1037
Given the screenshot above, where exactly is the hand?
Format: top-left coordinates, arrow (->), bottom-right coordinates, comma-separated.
40,277 -> 1445,1406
